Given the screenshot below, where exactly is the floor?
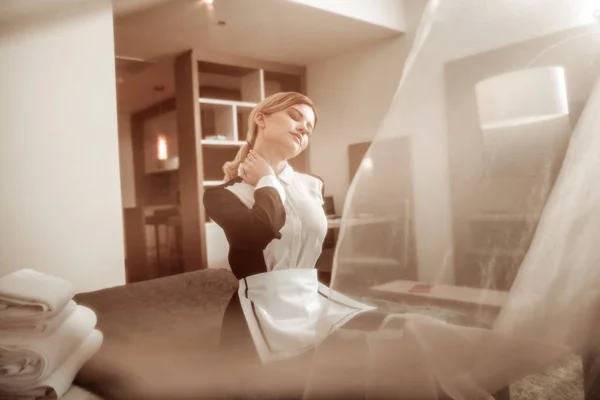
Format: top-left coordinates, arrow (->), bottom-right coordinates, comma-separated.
511,354 -> 583,400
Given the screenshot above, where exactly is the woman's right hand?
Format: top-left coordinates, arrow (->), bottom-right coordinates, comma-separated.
239,150 -> 275,186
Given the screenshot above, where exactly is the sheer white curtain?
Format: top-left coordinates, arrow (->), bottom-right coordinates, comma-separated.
313,0 -> 600,398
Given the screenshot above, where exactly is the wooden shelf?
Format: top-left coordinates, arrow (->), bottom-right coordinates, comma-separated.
201,139 -> 246,147
468,248 -> 527,257
469,212 -> 539,221
342,215 -> 400,227
337,257 -> 401,267
371,280 -> 509,309
198,98 -> 257,108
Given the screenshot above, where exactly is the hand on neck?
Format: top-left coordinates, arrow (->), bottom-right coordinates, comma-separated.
252,142 -> 288,175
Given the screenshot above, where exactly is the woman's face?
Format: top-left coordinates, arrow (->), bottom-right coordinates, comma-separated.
259,104 -> 316,159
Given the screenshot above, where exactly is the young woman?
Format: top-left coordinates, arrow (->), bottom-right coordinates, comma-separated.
203,92 -> 375,367
203,92 -> 512,400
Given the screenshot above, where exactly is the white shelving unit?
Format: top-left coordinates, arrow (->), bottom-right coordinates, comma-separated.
197,64 -> 308,183
197,68 -> 263,186
143,61 -> 304,179
198,98 -> 258,144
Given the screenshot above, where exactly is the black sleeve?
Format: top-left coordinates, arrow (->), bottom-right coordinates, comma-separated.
203,185 -> 286,250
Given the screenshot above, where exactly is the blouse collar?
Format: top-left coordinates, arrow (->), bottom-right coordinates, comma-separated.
277,163 -> 294,185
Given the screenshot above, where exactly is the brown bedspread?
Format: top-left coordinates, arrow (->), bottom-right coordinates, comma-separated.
71,268 -> 239,400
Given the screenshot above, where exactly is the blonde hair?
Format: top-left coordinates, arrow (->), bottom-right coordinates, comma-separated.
222,92 -> 317,181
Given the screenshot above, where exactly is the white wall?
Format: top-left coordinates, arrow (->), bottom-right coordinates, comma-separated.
307,0 -> 425,213
143,109 -> 179,174
307,0 -> 600,284
288,0 -> 406,32
0,0 -> 126,292
306,0 -> 453,282
118,113 -> 136,208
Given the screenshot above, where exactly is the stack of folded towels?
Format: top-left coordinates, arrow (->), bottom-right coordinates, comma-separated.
0,269 -> 103,400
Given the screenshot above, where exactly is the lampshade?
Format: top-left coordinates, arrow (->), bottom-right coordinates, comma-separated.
481,115 -> 572,177
475,66 -> 569,129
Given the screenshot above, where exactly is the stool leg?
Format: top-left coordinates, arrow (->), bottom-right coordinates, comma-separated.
166,224 -> 174,275
154,224 -> 160,278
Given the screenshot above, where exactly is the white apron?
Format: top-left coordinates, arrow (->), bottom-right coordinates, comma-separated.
238,268 -> 375,364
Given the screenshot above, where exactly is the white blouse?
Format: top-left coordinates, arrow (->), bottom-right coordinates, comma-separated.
226,164 -> 328,272
211,164 -> 374,363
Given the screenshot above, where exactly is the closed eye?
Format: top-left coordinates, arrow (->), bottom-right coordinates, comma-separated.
288,109 -> 301,121
288,108 -> 313,136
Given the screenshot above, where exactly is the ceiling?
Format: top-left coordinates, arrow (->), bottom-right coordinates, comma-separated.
428,0 -> 600,62
112,0 -> 173,17
111,0 -> 404,113
114,55 -> 175,114
112,0 -> 403,66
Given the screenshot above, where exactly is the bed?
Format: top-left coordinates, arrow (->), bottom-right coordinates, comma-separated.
62,268 -> 589,400
68,268 -> 238,400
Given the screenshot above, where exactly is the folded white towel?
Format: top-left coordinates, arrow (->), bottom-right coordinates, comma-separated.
0,329 -> 103,400
0,305 -> 97,389
0,301 -> 77,338
0,269 -> 74,320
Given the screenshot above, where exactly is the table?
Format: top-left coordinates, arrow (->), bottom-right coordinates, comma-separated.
370,279 -> 509,326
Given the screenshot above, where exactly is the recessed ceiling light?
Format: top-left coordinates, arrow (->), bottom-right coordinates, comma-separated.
204,0 -> 214,4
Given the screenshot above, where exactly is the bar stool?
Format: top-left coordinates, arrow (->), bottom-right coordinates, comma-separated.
145,207 -> 179,278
